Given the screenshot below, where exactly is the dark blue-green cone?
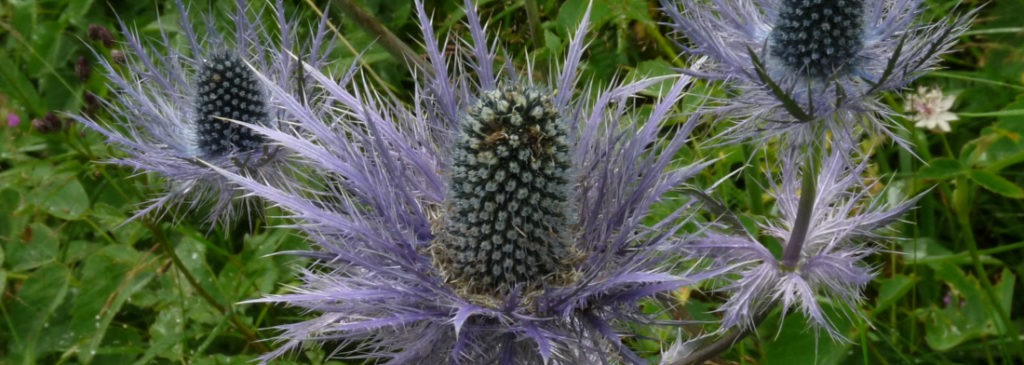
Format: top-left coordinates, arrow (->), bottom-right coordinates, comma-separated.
769,0 -> 865,78
444,86 -> 574,290
195,53 -> 268,157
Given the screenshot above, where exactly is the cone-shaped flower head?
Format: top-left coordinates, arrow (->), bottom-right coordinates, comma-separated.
769,0 -> 865,79
444,85 -> 576,290
195,52 -> 269,156
215,1 -> 719,363
72,0 -> 332,225
662,0 -> 974,148
689,148 -> 916,338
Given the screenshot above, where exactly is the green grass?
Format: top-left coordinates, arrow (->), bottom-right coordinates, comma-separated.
1,0 -> 1022,364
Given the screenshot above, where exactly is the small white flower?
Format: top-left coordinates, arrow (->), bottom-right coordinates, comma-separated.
907,86 -> 958,133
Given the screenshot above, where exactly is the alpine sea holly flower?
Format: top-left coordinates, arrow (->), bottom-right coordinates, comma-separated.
217,1 -> 720,362
689,148 -> 916,339
661,0 -> 973,148
71,0 -> 332,225
906,86 -> 958,133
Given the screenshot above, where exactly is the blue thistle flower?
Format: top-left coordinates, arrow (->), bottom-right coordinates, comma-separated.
71,0 -> 332,225
689,149 -> 917,339
662,0 -> 975,147
214,1 -> 721,363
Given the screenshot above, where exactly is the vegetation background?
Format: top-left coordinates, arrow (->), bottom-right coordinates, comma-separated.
1,0 -> 1022,363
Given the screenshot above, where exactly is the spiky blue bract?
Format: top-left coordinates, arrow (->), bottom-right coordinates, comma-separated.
661,0 -> 974,148
71,0 -> 332,225
219,1 -> 719,363
689,149 -> 917,339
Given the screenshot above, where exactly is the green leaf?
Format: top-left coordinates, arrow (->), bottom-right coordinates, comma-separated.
8,263 -> 71,364
921,264 -> 1015,351
92,202 -> 147,245
35,177 -> 90,220
0,269 -> 6,305
5,222 -> 58,271
543,30 -> 564,63
995,95 -> 1024,134
0,188 -> 27,243
917,158 -> 964,180
71,245 -> 156,364
761,305 -> 852,365
969,169 -> 1024,199
626,59 -> 676,97
92,325 -> 144,364
135,306 -> 185,363
0,53 -> 45,115
63,0 -> 96,27
63,240 -> 102,264
875,274 -> 917,312
557,0 -> 612,34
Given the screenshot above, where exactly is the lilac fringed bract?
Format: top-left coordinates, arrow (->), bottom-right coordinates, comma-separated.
71,0 -> 332,225
661,0 -> 974,149
690,149 -> 917,339
213,1 -> 723,363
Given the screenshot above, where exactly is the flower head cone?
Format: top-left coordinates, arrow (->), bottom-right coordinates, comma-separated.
661,0 -> 974,149
690,148 -> 917,339
214,1 -> 722,363
71,0 -> 333,225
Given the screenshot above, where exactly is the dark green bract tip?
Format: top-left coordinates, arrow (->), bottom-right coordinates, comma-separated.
443,85 -> 574,290
769,0 -> 864,78
195,53 -> 268,157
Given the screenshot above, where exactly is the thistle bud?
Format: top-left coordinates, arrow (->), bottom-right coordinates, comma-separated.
110,50 -> 126,65
76,56 -> 91,82
194,53 -> 268,157
83,91 -> 99,117
441,85 -> 574,290
87,24 -> 116,48
33,112 -> 63,134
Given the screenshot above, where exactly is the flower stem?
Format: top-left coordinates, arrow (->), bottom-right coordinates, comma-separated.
143,219 -> 270,353
525,0 -> 545,49
782,157 -> 817,269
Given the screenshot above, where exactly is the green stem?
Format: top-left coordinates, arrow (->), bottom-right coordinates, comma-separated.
953,175 -> 1024,360
928,71 -> 1024,92
911,240 -> 1024,264
963,27 -> 1024,36
649,24 -> 687,69
940,134 -> 955,159
143,219 -> 270,353
525,0 -> 545,49
782,157 -> 817,269
959,110 -> 1024,118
